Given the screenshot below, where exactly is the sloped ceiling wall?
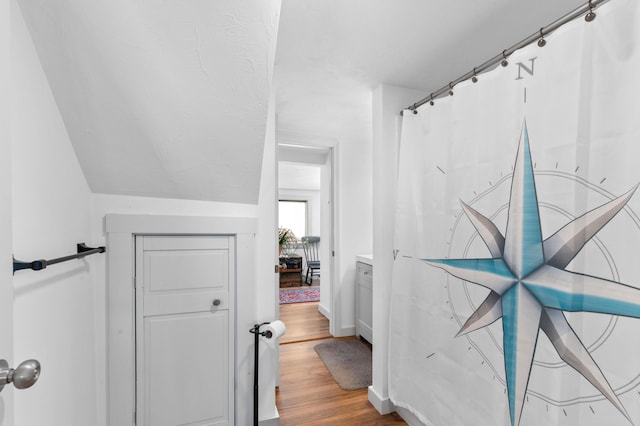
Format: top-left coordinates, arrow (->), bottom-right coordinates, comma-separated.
16,0 -> 281,204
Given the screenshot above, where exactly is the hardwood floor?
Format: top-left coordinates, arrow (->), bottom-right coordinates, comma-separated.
277,301 -> 406,425
279,300 -> 331,344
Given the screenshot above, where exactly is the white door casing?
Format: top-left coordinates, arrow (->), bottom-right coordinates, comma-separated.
276,135 -> 339,335
135,236 -> 234,426
106,215 -> 257,426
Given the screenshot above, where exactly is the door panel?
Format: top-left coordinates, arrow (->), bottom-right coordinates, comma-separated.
136,235 -> 234,426
143,248 -> 229,315
144,312 -> 229,426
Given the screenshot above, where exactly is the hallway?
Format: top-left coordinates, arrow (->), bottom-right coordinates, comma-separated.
276,302 -> 406,425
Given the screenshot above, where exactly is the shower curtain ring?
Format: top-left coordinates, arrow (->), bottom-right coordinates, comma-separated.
413,103 -> 418,114
429,94 -> 435,106
448,82 -> 454,96
501,50 -> 509,67
537,28 -> 547,47
585,0 -> 596,21
472,68 -> 478,83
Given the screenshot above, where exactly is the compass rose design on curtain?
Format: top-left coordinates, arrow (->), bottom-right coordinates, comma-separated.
423,122 -> 640,426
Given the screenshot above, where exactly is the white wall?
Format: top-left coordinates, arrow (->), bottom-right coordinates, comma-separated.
370,84 -> 424,415
0,0 -> 13,423
278,163 -> 321,191
9,0 -> 280,424
11,4 -> 280,425
11,3 -> 97,425
90,194 -> 257,227
256,90 -> 280,421
336,136 -> 372,335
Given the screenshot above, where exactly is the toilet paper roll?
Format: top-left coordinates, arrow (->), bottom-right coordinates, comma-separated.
262,320 -> 286,341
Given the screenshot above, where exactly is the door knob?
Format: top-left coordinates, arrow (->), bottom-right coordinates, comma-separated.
0,359 -> 41,392
212,299 -> 221,307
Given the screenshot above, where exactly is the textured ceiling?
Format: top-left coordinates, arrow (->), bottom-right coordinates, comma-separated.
274,0 -> 587,142
16,0 -> 589,204
17,0 -> 281,204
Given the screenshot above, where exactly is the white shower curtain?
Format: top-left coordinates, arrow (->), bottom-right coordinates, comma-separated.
389,1 -> 640,425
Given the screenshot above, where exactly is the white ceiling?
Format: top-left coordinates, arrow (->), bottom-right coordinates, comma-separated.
17,0 -> 589,204
17,0 -> 280,204
274,0 -> 586,141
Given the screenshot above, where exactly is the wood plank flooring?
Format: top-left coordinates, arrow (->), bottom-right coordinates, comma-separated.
277,301 -> 406,425
279,300 -> 332,344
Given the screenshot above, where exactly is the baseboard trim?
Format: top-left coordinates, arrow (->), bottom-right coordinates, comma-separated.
259,407 -> 280,426
368,386 -> 395,415
317,303 -> 330,319
334,326 -> 355,337
395,406 -> 426,426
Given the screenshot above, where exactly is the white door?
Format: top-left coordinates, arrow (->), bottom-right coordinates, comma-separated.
1,1 -> 13,421
135,235 -> 234,426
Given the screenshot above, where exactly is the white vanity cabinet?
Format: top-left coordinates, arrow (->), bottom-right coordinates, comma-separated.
355,256 -> 373,343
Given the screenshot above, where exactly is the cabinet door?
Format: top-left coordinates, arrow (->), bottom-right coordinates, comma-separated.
356,262 -> 373,343
136,235 -> 234,426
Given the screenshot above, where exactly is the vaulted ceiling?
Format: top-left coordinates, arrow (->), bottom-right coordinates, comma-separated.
17,0 -> 280,204
16,0 -> 587,204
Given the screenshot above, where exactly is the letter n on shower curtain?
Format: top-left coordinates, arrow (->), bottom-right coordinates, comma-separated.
389,1 -> 640,425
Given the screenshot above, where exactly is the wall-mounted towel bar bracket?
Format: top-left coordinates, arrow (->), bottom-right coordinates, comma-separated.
13,243 -> 106,274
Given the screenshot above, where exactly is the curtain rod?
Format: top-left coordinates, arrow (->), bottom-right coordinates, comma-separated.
404,0 -> 610,113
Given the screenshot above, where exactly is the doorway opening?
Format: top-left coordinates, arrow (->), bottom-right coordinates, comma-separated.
276,143 -> 335,340
278,197 -> 318,304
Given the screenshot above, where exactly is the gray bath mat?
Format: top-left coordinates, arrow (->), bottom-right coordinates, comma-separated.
314,339 -> 372,390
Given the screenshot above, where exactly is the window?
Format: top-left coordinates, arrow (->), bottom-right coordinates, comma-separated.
279,200 -> 307,240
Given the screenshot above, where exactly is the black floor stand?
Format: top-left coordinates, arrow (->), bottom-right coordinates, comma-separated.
249,322 -> 272,426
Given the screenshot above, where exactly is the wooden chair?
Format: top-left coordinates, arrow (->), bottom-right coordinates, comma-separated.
301,236 -> 320,285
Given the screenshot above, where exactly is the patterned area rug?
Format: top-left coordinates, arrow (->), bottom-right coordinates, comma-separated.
279,287 -> 320,304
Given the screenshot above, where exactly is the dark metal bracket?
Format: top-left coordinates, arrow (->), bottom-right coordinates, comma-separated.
13,243 -> 106,274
